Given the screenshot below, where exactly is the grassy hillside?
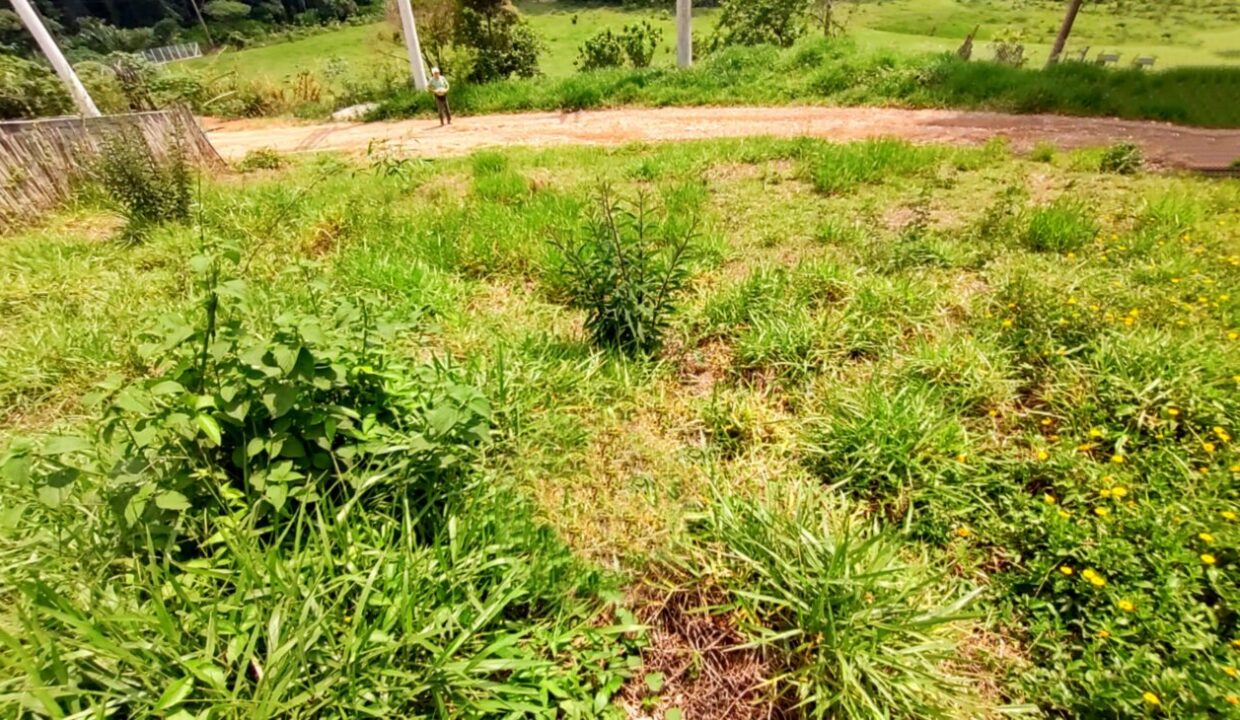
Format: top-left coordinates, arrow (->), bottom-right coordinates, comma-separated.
180,0 -> 1240,93
3,136 -> 1239,716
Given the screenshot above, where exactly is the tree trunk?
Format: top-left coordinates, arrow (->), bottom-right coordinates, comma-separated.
1047,0 -> 1084,67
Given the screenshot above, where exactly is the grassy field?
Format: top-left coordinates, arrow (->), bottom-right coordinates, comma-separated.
180,0 -> 1240,92
2,136 -> 1239,716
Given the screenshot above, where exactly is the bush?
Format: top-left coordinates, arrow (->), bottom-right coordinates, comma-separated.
549,186 -> 698,354
0,53 -> 71,119
576,29 -> 626,71
9,264 -> 490,548
93,130 -> 193,241
235,147 -> 285,172
1021,198 -> 1098,253
1030,141 -> 1056,163
1099,142 -> 1143,174
459,2 -> 542,83
620,20 -> 662,68
713,0 -> 812,49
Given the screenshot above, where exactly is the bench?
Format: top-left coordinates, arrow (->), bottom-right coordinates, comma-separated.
1132,56 -> 1157,69
1096,52 -> 1121,66
1070,46 -> 1090,63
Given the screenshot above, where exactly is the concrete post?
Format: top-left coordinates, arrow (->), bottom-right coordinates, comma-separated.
394,0 -> 428,91
676,0 -> 692,68
9,0 -> 101,117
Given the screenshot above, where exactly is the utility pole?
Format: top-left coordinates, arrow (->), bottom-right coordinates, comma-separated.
187,0 -> 214,49
1046,0 -> 1084,67
676,0 -> 692,68
9,0 -> 101,117
394,0 -> 428,91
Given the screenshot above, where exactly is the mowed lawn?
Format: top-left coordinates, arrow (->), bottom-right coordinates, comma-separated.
177,0 -> 1240,91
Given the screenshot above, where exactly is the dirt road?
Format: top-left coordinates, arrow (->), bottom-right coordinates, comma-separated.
204,106 -> 1240,170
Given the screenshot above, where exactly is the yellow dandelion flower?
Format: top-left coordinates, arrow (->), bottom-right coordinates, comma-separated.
1143,692 -> 1160,706
1118,599 -> 1135,612
1089,428 -> 1104,438
1037,450 -> 1050,461
1002,319 -> 1014,328
1231,465 -> 1240,473
1230,332 -> 1239,341
1111,454 -> 1126,464
1172,277 -> 1182,283
1226,512 -> 1239,521
1041,418 -> 1053,426
1203,553 -> 1218,565
1228,695 -> 1239,706
1112,486 -> 1128,498
1232,638 -> 1240,649
955,527 -> 971,538
1044,493 -> 1057,505
956,453 -> 967,463
1205,442 -> 1217,454
1226,666 -> 1238,678
1097,629 -> 1111,639
1100,488 -> 1113,498
1060,565 -> 1074,576
1095,507 -> 1110,517
1169,407 -> 1181,416
1201,532 -> 1216,544
1058,509 -> 1072,519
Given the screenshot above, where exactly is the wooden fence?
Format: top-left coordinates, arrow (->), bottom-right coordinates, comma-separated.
0,106 -> 224,230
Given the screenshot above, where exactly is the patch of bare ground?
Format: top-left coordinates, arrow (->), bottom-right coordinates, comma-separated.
941,624 -> 1031,716
667,337 -> 734,398
618,584 -> 788,720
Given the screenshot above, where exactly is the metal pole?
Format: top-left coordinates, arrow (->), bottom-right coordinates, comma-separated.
8,0 -> 100,117
676,0 -> 692,68
395,0 -> 428,91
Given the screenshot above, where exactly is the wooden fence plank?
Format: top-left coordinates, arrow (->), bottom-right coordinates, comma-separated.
0,107 -> 223,232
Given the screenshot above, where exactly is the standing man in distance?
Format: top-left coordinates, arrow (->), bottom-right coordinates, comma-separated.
429,67 -> 451,126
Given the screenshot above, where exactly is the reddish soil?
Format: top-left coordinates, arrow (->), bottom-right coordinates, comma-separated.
203,106 -> 1240,170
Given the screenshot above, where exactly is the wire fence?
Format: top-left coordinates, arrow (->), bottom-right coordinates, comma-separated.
141,42 -> 203,64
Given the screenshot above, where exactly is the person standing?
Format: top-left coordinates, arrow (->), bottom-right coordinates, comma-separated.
429,67 -> 451,126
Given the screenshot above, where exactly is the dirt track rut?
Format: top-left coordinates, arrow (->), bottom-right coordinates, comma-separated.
204,106 -> 1240,170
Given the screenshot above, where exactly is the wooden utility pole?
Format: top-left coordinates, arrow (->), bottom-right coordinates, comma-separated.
676,0 -> 692,68
8,0 -> 100,117
187,0 -> 214,49
1047,0 -> 1084,67
394,0 -> 428,91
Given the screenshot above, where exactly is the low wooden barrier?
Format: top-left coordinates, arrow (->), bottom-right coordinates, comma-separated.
0,106 -> 223,231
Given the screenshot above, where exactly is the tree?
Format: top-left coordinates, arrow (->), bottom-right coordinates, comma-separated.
1047,0 -> 1084,66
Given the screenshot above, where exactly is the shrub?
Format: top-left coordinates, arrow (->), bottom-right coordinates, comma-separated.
549,186 -> 697,354
674,486 -> 975,717
459,2 -> 542,83
989,28 -> 1027,67
713,0 -> 812,49
235,147 -> 286,172
0,53 -> 71,119
576,29 -> 626,71
1030,141 -> 1056,163
9,263 -> 490,549
1021,198 -> 1099,253
620,20 -> 662,68
1099,142 -> 1143,174
93,129 -> 192,241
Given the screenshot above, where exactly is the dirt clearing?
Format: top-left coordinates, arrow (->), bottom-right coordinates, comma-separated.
203,106 -> 1240,170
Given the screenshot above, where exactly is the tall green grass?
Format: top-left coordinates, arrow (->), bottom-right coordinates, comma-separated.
371,39 -> 1240,128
